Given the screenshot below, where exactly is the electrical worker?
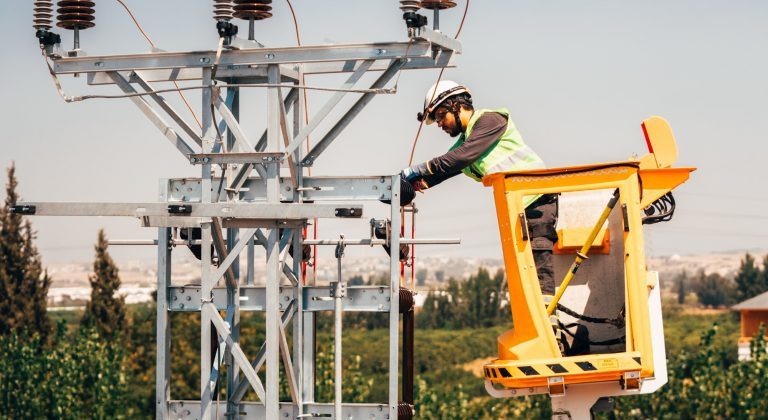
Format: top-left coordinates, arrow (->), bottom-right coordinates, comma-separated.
401,80 -> 559,300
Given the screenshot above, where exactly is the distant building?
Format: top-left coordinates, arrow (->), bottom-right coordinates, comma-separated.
732,291 -> 768,361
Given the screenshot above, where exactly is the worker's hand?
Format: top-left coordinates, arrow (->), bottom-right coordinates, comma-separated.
400,162 -> 430,182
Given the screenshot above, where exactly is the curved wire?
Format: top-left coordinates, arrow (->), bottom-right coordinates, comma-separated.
114,0 -> 203,129
407,0 -> 470,166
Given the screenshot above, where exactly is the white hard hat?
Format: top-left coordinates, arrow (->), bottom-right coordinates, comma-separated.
419,80 -> 471,125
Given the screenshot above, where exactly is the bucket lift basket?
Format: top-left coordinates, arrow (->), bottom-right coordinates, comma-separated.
481,116 -> 695,393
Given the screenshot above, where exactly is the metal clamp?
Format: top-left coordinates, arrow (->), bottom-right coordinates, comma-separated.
329,281 -> 347,298
167,204 -> 193,214
335,208 -> 362,218
10,205 -> 36,215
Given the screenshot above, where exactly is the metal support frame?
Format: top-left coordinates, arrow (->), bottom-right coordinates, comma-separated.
31,30 -> 462,420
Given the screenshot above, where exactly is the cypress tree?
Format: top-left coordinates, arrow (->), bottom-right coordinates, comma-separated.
0,163 -> 52,343
81,229 -> 126,338
734,253 -> 761,302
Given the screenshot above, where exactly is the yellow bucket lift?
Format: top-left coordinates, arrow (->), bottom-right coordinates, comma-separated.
481,117 -> 695,416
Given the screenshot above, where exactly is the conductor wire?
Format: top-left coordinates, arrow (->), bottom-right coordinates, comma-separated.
66,83 -> 396,101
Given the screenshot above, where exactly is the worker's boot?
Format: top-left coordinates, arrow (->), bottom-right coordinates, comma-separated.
543,295 -> 566,355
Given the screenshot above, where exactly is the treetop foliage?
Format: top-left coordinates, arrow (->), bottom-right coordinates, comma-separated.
81,229 -> 127,338
0,163 -> 52,344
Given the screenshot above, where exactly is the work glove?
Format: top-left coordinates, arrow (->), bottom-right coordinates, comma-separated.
400,162 -> 430,183
411,179 -> 429,192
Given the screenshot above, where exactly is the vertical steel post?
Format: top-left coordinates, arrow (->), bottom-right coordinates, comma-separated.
226,87 -> 241,420
333,239 -> 346,420
389,175 -> 401,420
291,72 -> 307,417
156,227 -> 171,419
200,67 -> 215,420
265,64 -> 282,419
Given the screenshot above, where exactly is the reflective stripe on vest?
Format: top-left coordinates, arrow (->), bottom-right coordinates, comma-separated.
448,108 -> 545,207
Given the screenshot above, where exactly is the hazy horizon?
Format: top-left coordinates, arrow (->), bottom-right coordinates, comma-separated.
2,1 -> 767,264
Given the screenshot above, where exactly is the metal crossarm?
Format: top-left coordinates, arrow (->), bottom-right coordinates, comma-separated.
53,42 -> 434,74
14,202 -> 362,219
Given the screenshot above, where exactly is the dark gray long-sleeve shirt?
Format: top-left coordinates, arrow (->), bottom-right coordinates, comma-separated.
420,111 -> 508,188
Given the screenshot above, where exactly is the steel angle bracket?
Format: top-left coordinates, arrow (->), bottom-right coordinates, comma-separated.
412,27 -> 463,53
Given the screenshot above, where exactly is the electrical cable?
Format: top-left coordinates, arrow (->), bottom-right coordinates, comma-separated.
406,0 -> 470,166
65,83 -> 395,101
285,0 -> 317,283
114,0 -> 203,129
403,0 -> 470,287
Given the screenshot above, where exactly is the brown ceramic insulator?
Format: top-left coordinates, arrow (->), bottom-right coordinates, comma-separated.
420,0 -> 457,10
397,402 -> 415,420
33,0 -> 55,30
213,0 -> 234,21
233,0 -> 273,20
399,289 -> 415,313
398,0 -> 421,13
56,0 -> 95,30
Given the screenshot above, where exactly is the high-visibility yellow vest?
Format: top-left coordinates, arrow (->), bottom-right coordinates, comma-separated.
449,108 -> 545,206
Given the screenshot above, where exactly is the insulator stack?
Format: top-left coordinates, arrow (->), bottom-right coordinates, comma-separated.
33,1 -> 55,30
420,0 -> 456,9
56,0 -> 95,30
399,0 -> 421,14
233,0 -> 273,20
213,0 -> 234,21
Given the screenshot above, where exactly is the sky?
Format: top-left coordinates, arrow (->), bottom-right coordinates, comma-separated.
1,1 -> 767,265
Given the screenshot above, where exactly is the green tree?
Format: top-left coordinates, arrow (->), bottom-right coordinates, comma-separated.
416,268 -> 428,286
418,268 -> 508,329
691,270 -> 735,308
0,323 -> 126,418
434,270 -> 445,283
675,270 -> 688,305
0,163 -> 52,343
734,253 -> 762,303
81,229 -> 126,338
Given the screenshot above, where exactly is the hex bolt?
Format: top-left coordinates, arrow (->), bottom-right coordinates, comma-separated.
186,296 -> 191,302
